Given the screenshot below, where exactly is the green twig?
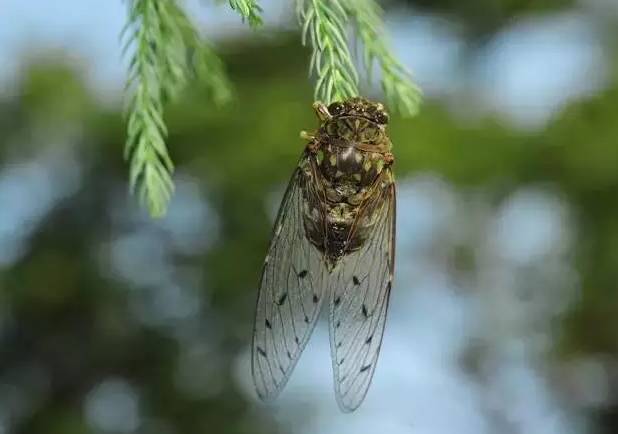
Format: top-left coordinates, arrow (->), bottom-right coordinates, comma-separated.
122,0 -> 233,217
298,0 -> 359,103
298,0 -> 421,115
121,0 -> 418,218
229,0 -> 264,27
344,0 -> 422,116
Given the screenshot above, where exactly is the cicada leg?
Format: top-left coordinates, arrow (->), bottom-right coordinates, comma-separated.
300,131 -> 321,153
312,101 -> 331,121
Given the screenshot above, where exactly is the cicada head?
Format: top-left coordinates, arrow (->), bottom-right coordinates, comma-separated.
315,98 -> 390,146
326,97 -> 389,126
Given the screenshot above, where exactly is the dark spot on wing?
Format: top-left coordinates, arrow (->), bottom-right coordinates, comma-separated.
353,275 -> 360,285
298,269 -> 308,278
338,358 -> 345,365
337,341 -> 342,348
265,318 -> 272,329
336,320 -> 341,328
277,292 -> 288,306
287,351 -> 292,359
279,365 -> 285,374
334,296 -> 341,306
304,315 -> 309,323
360,364 -> 372,373
295,336 -> 300,344
362,304 -> 368,318
257,347 -> 267,357
312,294 -> 319,303
365,335 -> 373,344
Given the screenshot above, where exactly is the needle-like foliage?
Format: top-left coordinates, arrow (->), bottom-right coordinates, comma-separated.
298,0 -> 421,114
229,0 -> 264,27
121,0 -> 419,217
122,0 -> 234,217
298,0 -> 359,103
345,0 -> 422,116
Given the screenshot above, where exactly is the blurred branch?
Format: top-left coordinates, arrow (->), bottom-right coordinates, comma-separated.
122,0 -> 233,217
229,0 -> 264,27
345,0 -> 422,116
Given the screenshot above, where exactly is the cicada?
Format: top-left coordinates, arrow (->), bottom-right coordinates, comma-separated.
252,97 -> 396,412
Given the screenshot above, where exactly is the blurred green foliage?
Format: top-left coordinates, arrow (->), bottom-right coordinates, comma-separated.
0,15 -> 618,434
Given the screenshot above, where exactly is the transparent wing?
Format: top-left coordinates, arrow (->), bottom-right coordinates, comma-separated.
328,170 -> 396,412
252,153 -> 328,401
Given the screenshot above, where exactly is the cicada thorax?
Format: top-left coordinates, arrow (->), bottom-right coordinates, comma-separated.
303,115 -> 393,266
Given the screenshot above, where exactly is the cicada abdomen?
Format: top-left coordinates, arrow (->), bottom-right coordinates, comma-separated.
252,97 -> 396,412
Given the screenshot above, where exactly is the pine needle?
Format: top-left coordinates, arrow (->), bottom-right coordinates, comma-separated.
344,0 -> 422,116
229,0 -> 264,27
297,0 -> 422,114
298,0 -> 359,103
122,0 -> 233,217
121,0 -> 420,218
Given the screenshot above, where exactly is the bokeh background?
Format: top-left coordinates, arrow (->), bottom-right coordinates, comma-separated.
1,0 -> 618,433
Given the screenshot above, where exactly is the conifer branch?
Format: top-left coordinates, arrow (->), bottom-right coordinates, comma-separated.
298,0 -> 422,115
122,0 -> 232,217
121,0 -> 419,218
345,0 -> 422,116
229,0 -> 264,27
298,0 -> 359,103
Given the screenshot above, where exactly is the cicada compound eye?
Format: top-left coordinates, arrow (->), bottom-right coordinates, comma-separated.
375,110 -> 389,125
328,102 -> 345,116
